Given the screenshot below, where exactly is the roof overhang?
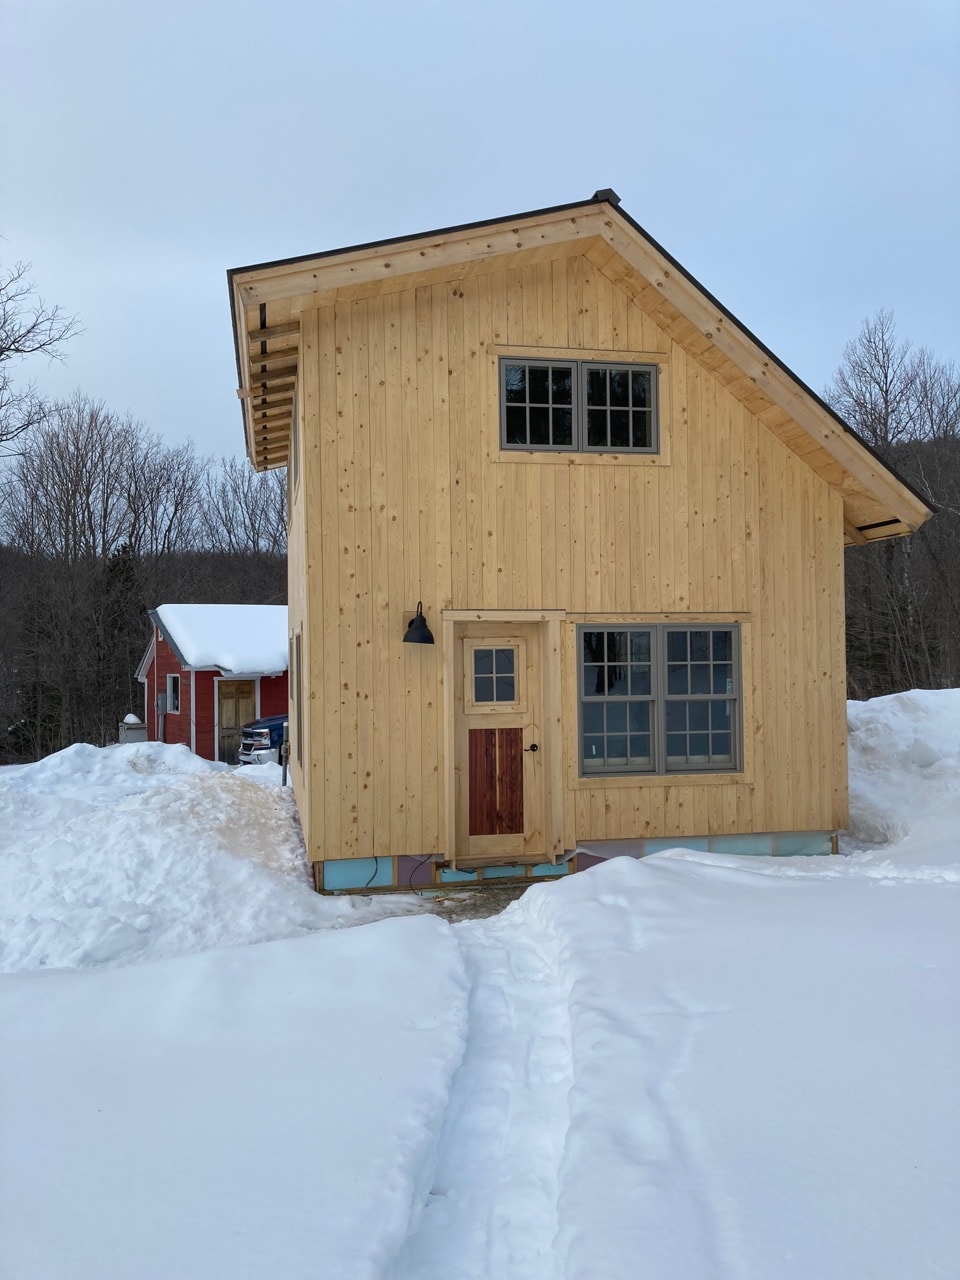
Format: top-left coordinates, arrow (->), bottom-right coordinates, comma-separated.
228,192 -> 934,542
148,609 -> 191,670
135,631 -> 155,683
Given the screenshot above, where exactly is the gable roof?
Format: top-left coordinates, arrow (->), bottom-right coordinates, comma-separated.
228,191 -> 933,544
147,605 -> 288,675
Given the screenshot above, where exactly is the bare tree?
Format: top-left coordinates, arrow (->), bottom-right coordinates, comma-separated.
827,309 -> 915,452
0,396 -> 210,752
0,396 -> 289,757
0,261 -> 79,445
199,455 -> 287,555
826,312 -> 960,697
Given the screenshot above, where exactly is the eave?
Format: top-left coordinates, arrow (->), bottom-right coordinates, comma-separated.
227,192 -> 934,541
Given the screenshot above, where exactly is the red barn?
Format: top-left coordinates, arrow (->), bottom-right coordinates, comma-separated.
136,604 -> 288,763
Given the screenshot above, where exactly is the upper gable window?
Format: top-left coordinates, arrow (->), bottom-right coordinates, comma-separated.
500,358 -> 659,454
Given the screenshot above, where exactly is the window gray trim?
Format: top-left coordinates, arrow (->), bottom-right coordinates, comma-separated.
580,361 -> 658,453
499,358 -> 578,452
577,624 -> 741,776
500,357 -> 659,454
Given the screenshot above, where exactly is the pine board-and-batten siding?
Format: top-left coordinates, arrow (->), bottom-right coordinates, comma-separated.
286,254 -> 847,863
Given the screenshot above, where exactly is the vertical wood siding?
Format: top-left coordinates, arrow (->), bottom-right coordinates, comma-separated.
297,255 -> 848,861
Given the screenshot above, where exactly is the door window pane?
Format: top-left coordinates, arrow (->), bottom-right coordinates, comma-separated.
475,676 -> 494,702
473,648 -> 519,705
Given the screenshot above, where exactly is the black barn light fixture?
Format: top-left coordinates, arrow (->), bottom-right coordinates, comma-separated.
403,601 -> 435,645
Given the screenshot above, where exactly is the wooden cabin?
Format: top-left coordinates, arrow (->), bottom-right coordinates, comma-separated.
227,190 -> 932,892
137,604 -> 288,763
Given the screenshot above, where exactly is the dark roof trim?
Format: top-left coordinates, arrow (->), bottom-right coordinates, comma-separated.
227,190 -> 933,516
227,192 -> 617,285
227,194 -> 615,394
135,631 -> 156,683
858,519 -> 903,533
148,608 -> 191,670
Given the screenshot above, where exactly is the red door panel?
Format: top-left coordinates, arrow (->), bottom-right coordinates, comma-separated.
468,727 -> 524,836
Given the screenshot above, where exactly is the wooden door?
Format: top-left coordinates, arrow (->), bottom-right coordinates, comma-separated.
455,625 -> 544,862
218,680 -> 255,763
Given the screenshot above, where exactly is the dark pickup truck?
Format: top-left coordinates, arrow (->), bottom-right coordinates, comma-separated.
238,713 -> 287,766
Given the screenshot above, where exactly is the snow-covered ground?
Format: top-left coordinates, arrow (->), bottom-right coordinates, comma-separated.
1,693 -> 959,1279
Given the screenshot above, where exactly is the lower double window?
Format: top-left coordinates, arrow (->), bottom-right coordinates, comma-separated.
578,625 -> 741,775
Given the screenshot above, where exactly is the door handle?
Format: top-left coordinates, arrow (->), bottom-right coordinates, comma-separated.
524,742 -> 539,753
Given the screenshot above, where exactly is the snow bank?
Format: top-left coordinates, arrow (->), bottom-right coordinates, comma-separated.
155,603 -> 288,673
0,742 -> 424,973
0,917 -> 469,1280
553,857 -> 958,1279
845,688 -> 960,879
847,688 -> 960,842
2,693 -> 959,1279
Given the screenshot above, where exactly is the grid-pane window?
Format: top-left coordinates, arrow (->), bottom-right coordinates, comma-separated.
473,646 -> 517,704
664,629 -> 735,766
583,364 -> 656,451
501,361 -> 575,449
579,625 -> 740,775
500,359 -> 658,454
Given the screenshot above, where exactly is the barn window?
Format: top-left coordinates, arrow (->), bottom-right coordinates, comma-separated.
166,674 -> 181,715
500,359 -> 658,454
579,625 -> 740,775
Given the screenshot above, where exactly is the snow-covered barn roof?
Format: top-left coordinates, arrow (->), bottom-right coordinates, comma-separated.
147,604 -> 288,675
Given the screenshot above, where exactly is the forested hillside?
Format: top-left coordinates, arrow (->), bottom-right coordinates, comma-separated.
826,312 -> 960,697
0,397 -> 286,760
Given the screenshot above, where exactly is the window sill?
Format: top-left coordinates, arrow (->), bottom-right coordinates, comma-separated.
494,449 -> 670,467
572,770 -> 747,789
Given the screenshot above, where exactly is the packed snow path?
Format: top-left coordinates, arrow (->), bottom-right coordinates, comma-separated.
390,854 -> 960,1280
392,877 -> 752,1280
391,898 -> 575,1279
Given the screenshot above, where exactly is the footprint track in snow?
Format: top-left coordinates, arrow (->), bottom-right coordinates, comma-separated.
388,900 -> 574,1280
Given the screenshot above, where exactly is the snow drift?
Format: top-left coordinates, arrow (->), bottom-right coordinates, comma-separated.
1,692 -> 958,1279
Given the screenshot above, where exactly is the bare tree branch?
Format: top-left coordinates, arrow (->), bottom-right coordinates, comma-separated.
0,260 -> 80,445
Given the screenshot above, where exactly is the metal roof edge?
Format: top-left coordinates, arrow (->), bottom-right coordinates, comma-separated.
605,204 -> 935,520
227,189 -> 934,519
226,193 -> 612,285
134,630 -> 155,683
149,608 -> 192,671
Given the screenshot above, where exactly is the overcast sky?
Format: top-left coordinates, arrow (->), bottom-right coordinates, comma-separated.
4,0 -> 958,462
